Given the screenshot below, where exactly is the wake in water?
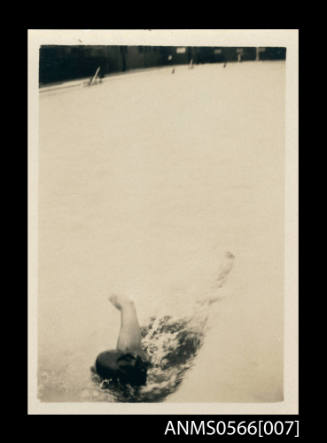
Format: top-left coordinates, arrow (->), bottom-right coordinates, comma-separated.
91,251 -> 235,402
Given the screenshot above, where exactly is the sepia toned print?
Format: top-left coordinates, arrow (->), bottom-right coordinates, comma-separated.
29,30 -> 298,414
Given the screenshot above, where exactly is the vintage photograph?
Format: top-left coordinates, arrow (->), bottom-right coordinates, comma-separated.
28,30 -> 298,413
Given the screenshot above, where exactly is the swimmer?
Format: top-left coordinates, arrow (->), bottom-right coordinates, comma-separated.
94,252 -> 235,388
94,294 -> 150,386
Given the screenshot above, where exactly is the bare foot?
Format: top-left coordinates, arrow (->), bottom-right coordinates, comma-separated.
193,251 -> 235,308
215,251 -> 235,288
108,294 -> 133,311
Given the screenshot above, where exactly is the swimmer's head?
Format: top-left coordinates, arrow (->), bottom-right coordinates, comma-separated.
95,351 -> 148,386
117,354 -> 148,386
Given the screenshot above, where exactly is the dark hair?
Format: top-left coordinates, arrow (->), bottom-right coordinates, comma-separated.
117,354 -> 148,386
95,351 -> 148,386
